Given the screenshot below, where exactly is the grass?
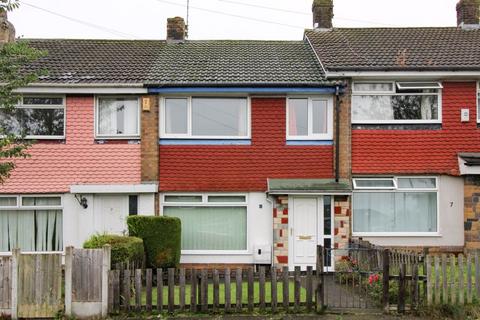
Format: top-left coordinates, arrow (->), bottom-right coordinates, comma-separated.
133,280 -> 306,306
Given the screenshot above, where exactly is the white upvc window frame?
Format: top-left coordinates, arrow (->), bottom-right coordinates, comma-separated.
160,193 -> 249,255
351,81 -> 443,125
352,176 -> 440,237
1,95 -> 67,140
286,95 -> 334,140
159,96 -> 252,140
0,194 -> 63,254
396,82 -> 443,90
94,95 -> 141,139
352,178 -> 397,190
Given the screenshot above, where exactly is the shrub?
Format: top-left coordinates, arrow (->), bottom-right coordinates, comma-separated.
83,234 -> 144,267
127,216 -> 181,269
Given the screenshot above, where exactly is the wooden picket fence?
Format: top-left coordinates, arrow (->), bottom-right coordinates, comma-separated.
108,266 -> 321,314
426,252 -> 480,305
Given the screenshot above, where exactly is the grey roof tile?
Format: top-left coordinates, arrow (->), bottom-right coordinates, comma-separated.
21,38 -> 328,86
305,27 -> 480,72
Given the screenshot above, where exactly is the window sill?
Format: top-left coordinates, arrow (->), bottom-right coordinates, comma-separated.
352,232 -> 441,237
95,139 -> 140,145
159,139 -> 251,146
181,250 -> 251,255
286,140 -> 333,146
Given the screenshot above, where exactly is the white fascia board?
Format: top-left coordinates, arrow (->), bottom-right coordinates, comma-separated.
327,71 -> 480,80
458,157 -> 480,175
15,86 -> 148,94
70,184 -> 158,194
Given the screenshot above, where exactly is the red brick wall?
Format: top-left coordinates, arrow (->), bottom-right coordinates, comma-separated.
0,96 -> 141,193
159,98 -> 334,191
352,82 -> 479,175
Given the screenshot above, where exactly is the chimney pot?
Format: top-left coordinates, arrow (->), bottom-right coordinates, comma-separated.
0,9 -> 15,43
457,0 -> 480,28
312,0 -> 334,30
167,16 -> 187,42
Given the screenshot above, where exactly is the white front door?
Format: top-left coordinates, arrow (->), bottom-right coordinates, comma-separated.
290,196 -> 334,271
291,197 -> 319,268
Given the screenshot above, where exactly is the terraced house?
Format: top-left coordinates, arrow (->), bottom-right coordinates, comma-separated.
2,0 -> 480,271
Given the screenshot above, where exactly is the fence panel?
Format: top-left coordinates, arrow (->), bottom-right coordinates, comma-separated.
0,256 -> 12,313
17,253 -> 62,318
426,251 -> 480,306
72,248 -> 103,302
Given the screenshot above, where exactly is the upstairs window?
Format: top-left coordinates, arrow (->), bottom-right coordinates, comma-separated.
352,81 -> 442,124
0,96 -> 65,139
96,97 -> 140,138
161,97 -> 250,139
287,97 -> 333,140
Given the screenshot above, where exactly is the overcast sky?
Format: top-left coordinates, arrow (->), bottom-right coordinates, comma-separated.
9,0 -> 459,40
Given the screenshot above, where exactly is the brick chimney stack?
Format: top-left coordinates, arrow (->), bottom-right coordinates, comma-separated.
167,17 -> 187,42
0,9 -> 15,43
312,0 -> 334,29
457,0 -> 480,28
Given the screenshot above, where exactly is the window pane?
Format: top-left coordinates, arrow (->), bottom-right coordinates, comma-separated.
353,82 -> 393,92
353,192 -> 437,233
164,195 -> 202,203
323,195 -> 331,235
129,195 -> 138,216
0,108 -> 64,136
164,206 -> 247,250
352,95 -> 438,121
165,98 -> 188,134
288,99 -> 308,136
98,98 -> 139,136
397,178 -> 436,189
0,210 -> 62,252
354,179 -> 395,189
22,197 -> 61,206
23,97 -> 63,105
208,196 -> 246,203
192,98 -> 247,136
312,100 -> 328,134
0,197 -> 17,207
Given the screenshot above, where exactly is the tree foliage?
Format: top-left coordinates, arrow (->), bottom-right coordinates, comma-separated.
0,2 -> 46,183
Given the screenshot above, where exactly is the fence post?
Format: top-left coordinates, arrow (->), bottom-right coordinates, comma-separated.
315,245 -> 324,312
398,263 -> 406,314
64,246 -> 74,317
102,245 -> 111,317
382,249 -> 390,313
11,248 -> 19,320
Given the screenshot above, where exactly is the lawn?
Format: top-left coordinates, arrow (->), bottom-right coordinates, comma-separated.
132,280 -> 307,306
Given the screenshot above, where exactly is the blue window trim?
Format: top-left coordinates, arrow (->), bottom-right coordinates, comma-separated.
286,140 -> 334,146
160,139 -> 251,146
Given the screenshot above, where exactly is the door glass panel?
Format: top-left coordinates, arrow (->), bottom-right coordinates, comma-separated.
324,238 -> 332,267
323,195 -> 331,235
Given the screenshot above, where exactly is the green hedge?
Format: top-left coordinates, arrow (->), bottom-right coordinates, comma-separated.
127,216 -> 181,268
83,234 -> 144,267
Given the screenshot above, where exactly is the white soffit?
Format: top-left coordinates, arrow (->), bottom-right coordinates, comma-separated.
70,184 -> 158,194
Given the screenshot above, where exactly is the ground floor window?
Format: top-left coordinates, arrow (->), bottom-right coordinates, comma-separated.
162,194 -> 247,251
0,196 -> 63,252
352,177 -> 438,234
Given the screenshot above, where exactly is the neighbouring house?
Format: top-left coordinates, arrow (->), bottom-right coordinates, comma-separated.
306,0 -> 480,252
0,16 -> 160,251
